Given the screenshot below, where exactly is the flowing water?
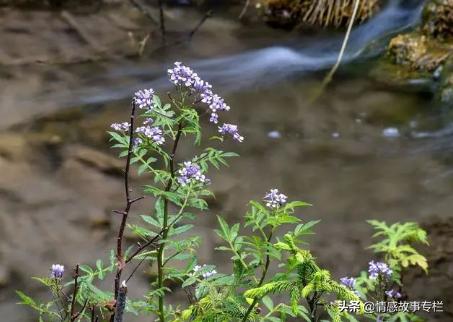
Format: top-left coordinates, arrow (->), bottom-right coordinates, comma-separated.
1,0 -> 452,320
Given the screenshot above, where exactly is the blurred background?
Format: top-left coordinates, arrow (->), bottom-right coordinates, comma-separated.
0,0 -> 452,320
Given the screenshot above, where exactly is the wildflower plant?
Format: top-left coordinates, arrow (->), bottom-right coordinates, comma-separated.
345,221 -> 429,322
17,63 -> 431,322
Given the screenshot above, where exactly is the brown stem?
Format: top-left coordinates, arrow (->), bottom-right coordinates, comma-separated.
90,306 -> 96,322
111,101 -> 140,321
114,282 -> 128,322
188,10 -> 212,40
69,264 -> 80,322
307,293 -> 317,322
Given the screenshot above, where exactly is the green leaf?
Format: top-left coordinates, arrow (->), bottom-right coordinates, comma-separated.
262,296 -> 274,311
16,291 -> 38,308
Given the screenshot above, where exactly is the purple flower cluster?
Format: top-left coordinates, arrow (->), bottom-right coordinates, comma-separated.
340,277 -> 356,289
218,123 -> 244,143
264,189 -> 288,209
111,122 -> 130,132
134,88 -> 155,109
368,261 -> 392,279
136,125 -> 165,145
385,289 -> 402,299
50,264 -> 64,279
168,62 -> 200,88
168,63 -> 241,141
177,161 -> 208,186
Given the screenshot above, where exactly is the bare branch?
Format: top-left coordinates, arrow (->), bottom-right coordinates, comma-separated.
69,264 -> 80,322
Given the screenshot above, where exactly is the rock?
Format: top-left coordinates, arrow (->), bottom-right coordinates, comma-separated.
63,144 -> 124,176
387,33 -> 450,72
0,266 -> 9,288
422,0 -> 453,39
0,134 -> 28,161
438,57 -> 453,104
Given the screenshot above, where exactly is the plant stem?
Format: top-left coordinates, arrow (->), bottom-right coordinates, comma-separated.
241,231 -> 273,322
70,264 -> 80,322
157,122 -> 183,322
111,101 -> 141,322
307,292 -> 319,322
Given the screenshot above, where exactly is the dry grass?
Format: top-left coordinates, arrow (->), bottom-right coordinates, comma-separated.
264,0 -> 380,28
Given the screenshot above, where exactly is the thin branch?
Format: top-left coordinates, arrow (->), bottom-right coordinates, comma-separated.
309,0 -> 361,104
69,264 -> 80,322
90,306 -> 96,322
128,0 -> 158,26
125,233 -> 161,264
125,256 -> 148,283
111,101 -> 141,321
114,282 -> 128,322
238,0 -> 250,20
73,299 -> 88,322
188,10 -> 212,40
322,0 -> 360,86
60,10 -> 106,54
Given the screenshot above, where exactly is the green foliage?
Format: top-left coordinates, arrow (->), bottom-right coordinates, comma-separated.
17,71 -> 432,322
368,220 -> 429,273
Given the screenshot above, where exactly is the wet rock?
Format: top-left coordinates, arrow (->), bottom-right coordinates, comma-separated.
422,0 -> 453,39
385,0 -> 453,79
387,33 -> 450,72
439,58 -> 453,104
261,0 -> 379,29
63,144 -> 124,177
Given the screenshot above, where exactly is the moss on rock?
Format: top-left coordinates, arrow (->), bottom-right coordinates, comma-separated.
387,33 -> 450,72
422,0 -> 453,39
384,0 -> 453,100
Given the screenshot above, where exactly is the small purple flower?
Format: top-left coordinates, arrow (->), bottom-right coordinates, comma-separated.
208,94 -> 230,113
132,137 -> 143,148
218,123 -> 244,142
136,126 -> 165,145
134,88 -> 155,109
385,289 -> 402,299
177,161 -> 208,186
143,118 -> 154,125
194,78 -> 213,99
264,189 -> 288,209
210,112 -> 219,124
50,264 -> 64,279
368,261 -> 392,279
340,277 -> 356,289
192,264 -> 217,279
111,122 -> 130,132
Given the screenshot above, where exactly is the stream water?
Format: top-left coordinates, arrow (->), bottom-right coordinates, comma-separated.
1,0 -> 452,320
